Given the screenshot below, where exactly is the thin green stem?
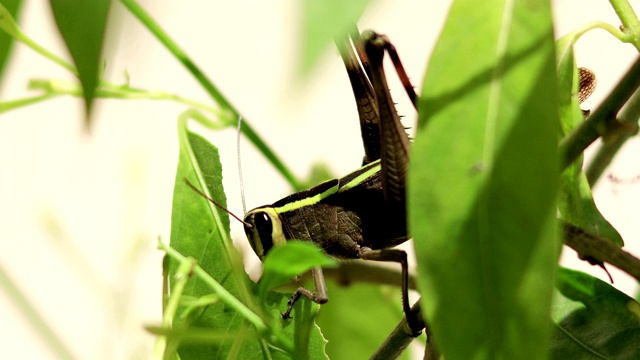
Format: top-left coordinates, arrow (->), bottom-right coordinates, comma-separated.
153,256 -> 196,359
118,0 -> 233,115
16,32 -> 77,75
0,5 -> 77,75
0,93 -> 61,113
0,262 -> 77,360
609,0 -> 640,33
574,21 -> 632,43
158,241 -> 295,354
119,0 -> 302,190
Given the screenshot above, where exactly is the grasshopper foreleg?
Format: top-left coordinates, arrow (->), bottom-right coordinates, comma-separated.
282,267 -> 328,319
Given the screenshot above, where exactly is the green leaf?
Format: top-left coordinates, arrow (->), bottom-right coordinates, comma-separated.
259,242 -> 337,297
299,0 -> 369,76
49,0 -> 111,125
555,35 -> 624,246
0,0 -> 22,83
410,1 -> 560,359
169,118 -> 327,359
549,268 -> 640,359
316,280 -> 408,360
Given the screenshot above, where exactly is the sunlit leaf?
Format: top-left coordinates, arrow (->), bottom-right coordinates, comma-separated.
410,1 -> 560,359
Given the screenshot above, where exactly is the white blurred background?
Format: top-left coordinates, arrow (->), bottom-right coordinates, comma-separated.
0,0 -> 638,358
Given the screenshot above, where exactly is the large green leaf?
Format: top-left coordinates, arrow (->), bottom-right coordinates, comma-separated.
169,118 -> 327,359
549,268 -> 640,359
410,1 -> 560,359
49,0 -> 111,124
555,34 -> 623,246
0,0 -> 22,84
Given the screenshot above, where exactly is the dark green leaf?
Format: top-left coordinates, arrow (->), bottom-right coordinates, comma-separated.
170,119 -> 327,359
0,0 -> 22,83
299,0 -> 369,76
555,35 -> 623,246
316,280 -> 409,360
410,1 -> 560,359
549,268 -> 640,359
49,0 -> 111,125
259,242 -> 337,297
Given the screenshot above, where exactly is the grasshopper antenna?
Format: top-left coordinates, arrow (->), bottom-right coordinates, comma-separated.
184,178 -> 251,227
236,115 -> 248,215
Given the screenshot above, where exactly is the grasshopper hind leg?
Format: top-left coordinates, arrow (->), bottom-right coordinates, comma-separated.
359,247 -> 424,336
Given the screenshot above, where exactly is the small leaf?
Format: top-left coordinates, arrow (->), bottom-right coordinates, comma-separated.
298,0 -> 369,76
49,0 -> 111,126
410,1 -> 560,359
0,0 -> 23,83
259,242 -> 337,297
549,268 -> 640,359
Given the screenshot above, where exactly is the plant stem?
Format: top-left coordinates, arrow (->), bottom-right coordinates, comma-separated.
559,56 -> 640,170
563,222 -> 640,282
119,0 -> 302,190
609,0 -> 640,37
370,298 -> 425,360
585,86 -> 640,185
0,262 -> 77,360
152,256 -> 196,359
159,241 -> 295,354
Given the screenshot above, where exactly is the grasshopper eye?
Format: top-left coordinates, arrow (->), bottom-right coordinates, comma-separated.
244,207 -> 285,260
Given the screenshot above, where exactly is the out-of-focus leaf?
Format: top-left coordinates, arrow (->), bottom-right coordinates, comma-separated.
549,268 -> 640,359
555,34 -> 623,246
49,0 -> 111,125
410,1 -> 560,359
0,0 -> 22,84
316,280 -> 408,360
169,118 -> 327,359
299,0 -> 369,76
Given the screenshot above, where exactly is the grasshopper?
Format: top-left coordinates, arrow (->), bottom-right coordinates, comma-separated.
243,29 -> 423,335
241,29 -> 597,337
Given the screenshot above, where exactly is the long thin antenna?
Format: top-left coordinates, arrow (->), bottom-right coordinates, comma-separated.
237,115 -> 248,215
184,178 -> 250,226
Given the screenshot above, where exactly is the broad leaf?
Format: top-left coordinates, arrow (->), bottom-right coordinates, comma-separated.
550,268 -> 640,359
169,118 -> 327,359
49,0 -> 111,125
410,1 -> 560,359
555,34 -> 623,246
0,0 -> 22,83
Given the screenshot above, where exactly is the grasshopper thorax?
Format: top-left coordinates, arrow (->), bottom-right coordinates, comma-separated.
243,206 -> 286,260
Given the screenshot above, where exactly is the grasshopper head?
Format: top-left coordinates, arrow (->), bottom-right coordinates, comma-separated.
243,206 -> 286,261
